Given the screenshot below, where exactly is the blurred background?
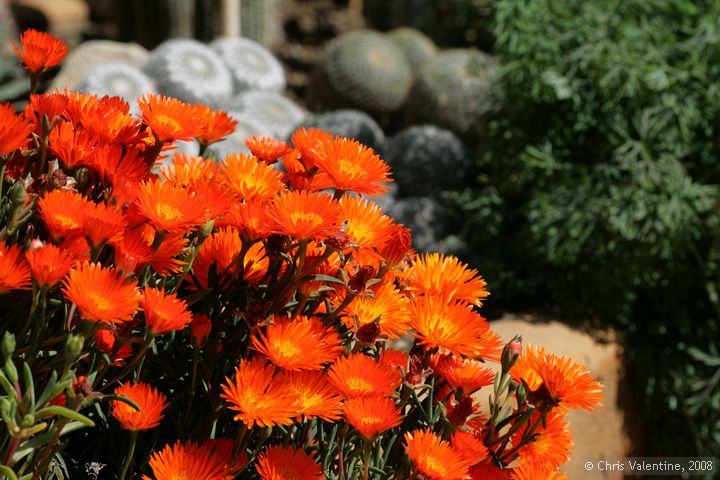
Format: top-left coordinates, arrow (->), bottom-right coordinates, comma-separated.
2,0 -> 719,477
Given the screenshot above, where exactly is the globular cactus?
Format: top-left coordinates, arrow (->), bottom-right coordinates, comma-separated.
384,125 -> 470,197
231,91 -> 308,139
211,37 -> 286,93
206,111 -> 262,160
143,39 -> 233,106
310,30 -> 413,114
298,110 -> 386,154
405,49 -> 501,137
77,63 -> 157,113
385,196 -> 448,252
387,27 -> 437,72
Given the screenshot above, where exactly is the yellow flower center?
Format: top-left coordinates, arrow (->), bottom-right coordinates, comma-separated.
55,215 -> 80,230
337,159 -> 364,178
154,203 -> 183,222
297,392 -> 322,411
347,377 -> 374,394
290,212 -> 323,228
423,456 -> 447,477
86,292 -> 112,313
153,114 -> 182,135
274,339 -> 300,359
360,415 -> 383,426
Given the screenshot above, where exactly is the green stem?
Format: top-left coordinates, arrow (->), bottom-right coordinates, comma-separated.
118,430 -> 138,480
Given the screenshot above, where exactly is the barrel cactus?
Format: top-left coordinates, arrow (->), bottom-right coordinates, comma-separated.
77,63 -> 157,112
231,91 -> 307,139
405,49 -> 501,137
310,30 -> 413,114
211,37 -> 285,93
299,110 -> 386,153
385,125 -> 470,197
143,39 -> 233,106
387,27 -> 437,72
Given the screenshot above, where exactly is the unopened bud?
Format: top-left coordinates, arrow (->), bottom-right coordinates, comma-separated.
8,181 -> 26,209
1,332 -> 16,360
446,395 -> 474,426
348,265 -> 375,294
501,335 -> 522,376
190,314 -> 212,348
198,219 -> 215,241
356,320 -> 381,345
325,230 -> 350,251
64,334 -> 84,362
380,224 -> 412,266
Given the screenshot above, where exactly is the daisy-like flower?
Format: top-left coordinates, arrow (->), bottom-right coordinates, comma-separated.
193,104 -> 237,147
341,195 -> 393,263
267,191 -> 343,241
13,29 -> 68,74
290,127 -> 332,169
404,429 -> 470,480
510,459 -> 567,480
222,201 -> 274,240
343,397 -> 402,440
252,316 -> 342,371
245,135 -> 293,164
0,103 -> 32,155
255,445 -> 322,480
379,224 -> 413,266
0,241 -> 31,293
281,151 -> 333,192
82,201 -> 126,248
62,262 -> 141,323
220,358 -> 296,428
450,430 -> 488,466
511,411 -> 572,468
48,121 -> 95,171
328,353 -> 401,399
142,287 -> 193,335
279,370 -> 343,422
111,382 -> 168,431
379,349 -> 409,381
342,282 -> 411,340
433,354 -> 496,394
409,296 -> 502,360
193,227 -> 268,288
405,253 -> 489,306
218,152 -> 285,202
111,228 -> 154,274
142,440 -> 232,480
94,329 -> 132,366
310,136 -> 391,196
137,94 -> 202,143
160,153 -> 218,187
134,179 -> 208,234
37,189 -> 93,241
510,345 -> 603,412
25,242 -> 77,287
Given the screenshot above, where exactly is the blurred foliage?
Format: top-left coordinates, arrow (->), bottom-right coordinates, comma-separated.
458,0 -> 720,458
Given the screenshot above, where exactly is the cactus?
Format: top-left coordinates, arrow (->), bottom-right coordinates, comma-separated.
77,63 -> 157,113
143,39 -> 233,106
405,49 -> 501,137
298,110 -> 386,154
384,125 -> 470,197
239,0 -> 283,47
231,91 -> 308,139
206,111 -> 262,160
310,30 -> 413,114
211,37 -> 285,93
387,28 -> 437,72
385,196 -> 448,252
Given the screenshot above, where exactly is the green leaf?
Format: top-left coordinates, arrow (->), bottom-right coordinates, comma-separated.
34,406 -> 95,427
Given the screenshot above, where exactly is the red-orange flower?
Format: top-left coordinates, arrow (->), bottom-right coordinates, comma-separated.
279,370 -> 343,422
267,191 -> 343,240
82,201 -> 126,248
404,429 -> 470,480
511,411 -> 572,468
0,241 -> 31,293
405,253 -> 489,306
94,329 -> 132,366
37,189 -> 92,241
134,179 -> 208,233
380,224 -> 413,266
190,314 -> 212,348
193,227 -> 268,288
48,121 -> 95,171
341,195 -> 393,263
220,358 -> 296,428
142,287 -> 193,335
62,262 -> 141,323
160,153 -> 218,187
510,459 -> 567,480
111,382 -> 168,431
142,440 -> 232,480
469,462 -> 511,480
343,397 -> 402,440
255,445 -> 322,480
222,201 -> 274,240
450,430 -> 489,466
193,104 -> 237,146
290,127 -> 333,169
138,94 -> 202,143
245,135 -> 293,164
0,103 -> 32,155
13,29 -> 68,74
25,242 -> 76,287
328,353 -> 401,399
218,153 -> 285,202
252,316 -> 342,371
342,282 -> 411,339
433,354 -> 495,394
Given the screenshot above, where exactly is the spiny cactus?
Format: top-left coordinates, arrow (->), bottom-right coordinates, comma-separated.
405,49 -> 501,137
387,27 -> 437,72
211,37 -> 285,93
206,111 -> 262,160
385,196 -> 449,252
231,91 -> 307,139
298,110 -> 386,153
239,0 -> 283,47
385,125 -> 470,197
143,39 -> 233,106
77,63 -> 157,113
310,30 -> 413,114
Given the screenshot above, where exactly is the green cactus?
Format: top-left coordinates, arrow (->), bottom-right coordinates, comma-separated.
387,28 -> 438,72
310,30 -> 413,114
405,49 -> 501,137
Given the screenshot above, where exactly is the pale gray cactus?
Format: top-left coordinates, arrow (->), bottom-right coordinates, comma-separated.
77,63 -> 157,113
211,37 -> 286,93
231,91 -> 308,139
205,111 -> 263,160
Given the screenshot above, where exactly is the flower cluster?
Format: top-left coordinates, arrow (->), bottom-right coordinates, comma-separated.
0,31 -> 602,479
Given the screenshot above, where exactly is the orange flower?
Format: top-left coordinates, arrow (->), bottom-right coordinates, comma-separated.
0,103 -> 32,155
252,316 -> 342,371
48,121 -> 95,171
222,201 -> 274,240
134,179 -> 208,233
405,253 -> 489,306
218,152 -> 285,202
342,282 -> 411,339
328,353 -> 401,399
245,135 -> 292,164
469,462 -> 511,480
404,429 -> 470,480
379,224 -> 413,266
341,195 -> 393,263
93,329 -> 132,366
160,153 -> 218,187
25,242 -> 76,287
510,345 -> 603,412
511,411 -> 572,468
142,287 -> 193,335
148,230 -> 188,276
343,397 -> 402,440
433,354 -> 496,394
190,314 -> 212,348
255,445 -> 322,480
0,241 -> 31,293
290,128 -> 333,169
111,228 -> 154,274
62,262 -> 141,323
82,201 -> 126,248
267,191 -> 343,240
310,136 -> 391,196
280,370 -> 343,422
143,440 -> 232,480
281,151 -> 333,192
450,430 -> 488,466
409,296 -> 502,359
138,94 -> 202,143
193,227 -> 268,288
13,29 -> 68,74
220,358 -> 296,428
111,382 -> 168,431
193,104 -> 237,146
379,349 -> 409,381
510,459 -> 567,480
38,189 -> 92,241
